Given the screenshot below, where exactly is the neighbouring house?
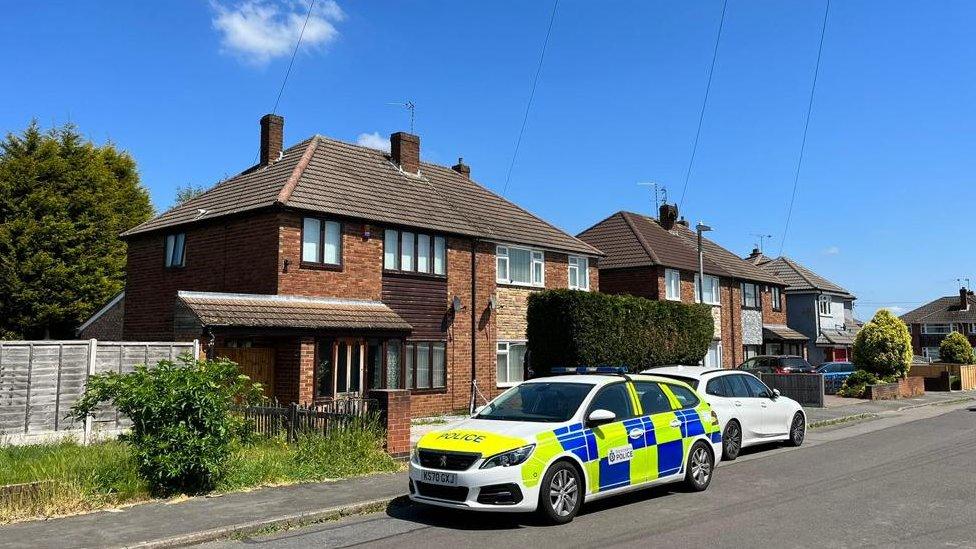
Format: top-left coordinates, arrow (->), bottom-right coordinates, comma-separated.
114,114 -> 601,416
577,205 -> 795,369
76,292 -> 125,340
899,287 -> 976,361
747,251 -> 857,365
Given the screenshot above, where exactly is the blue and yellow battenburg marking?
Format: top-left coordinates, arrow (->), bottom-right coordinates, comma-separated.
531,384 -> 721,494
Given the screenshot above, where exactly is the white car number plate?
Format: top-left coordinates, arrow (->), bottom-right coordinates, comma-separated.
421,471 -> 458,486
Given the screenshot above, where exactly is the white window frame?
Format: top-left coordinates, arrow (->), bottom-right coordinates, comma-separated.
496,340 -> 527,387
665,269 -> 681,301
568,255 -> 589,291
922,347 -> 941,361
771,286 -> 782,311
818,295 -> 832,316
702,340 -> 723,368
694,274 -> 721,305
495,245 -> 544,287
921,323 -> 952,335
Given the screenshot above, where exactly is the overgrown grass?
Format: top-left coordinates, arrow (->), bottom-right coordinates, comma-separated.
0,419 -> 400,524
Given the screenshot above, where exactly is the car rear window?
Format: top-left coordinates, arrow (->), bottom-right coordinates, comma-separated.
667,384 -> 700,409
705,376 -> 730,397
651,374 -> 699,390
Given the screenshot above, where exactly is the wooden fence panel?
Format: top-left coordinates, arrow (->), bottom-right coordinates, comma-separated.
759,373 -> 825,407
0,340 -> 198,443
214,348 -> 275,398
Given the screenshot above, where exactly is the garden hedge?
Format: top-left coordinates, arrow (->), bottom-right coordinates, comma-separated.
526,289 -> 715,374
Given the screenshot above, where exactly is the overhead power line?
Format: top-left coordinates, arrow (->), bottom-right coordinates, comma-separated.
779,0 -> 831,256
502,0 -> 559,196
272,0 -> 317,115
678,0 -> 729,211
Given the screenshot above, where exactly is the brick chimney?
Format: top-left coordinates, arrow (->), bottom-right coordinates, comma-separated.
391,132 -> 420,174
659,203 -> 678,230
260,114 -> 284,166
961,287 -> 969,310
451,157 -> 470,178
747,248 -> 763,262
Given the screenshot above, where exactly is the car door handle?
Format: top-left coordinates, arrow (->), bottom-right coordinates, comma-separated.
760,402 -> 768,408
669,419 -> 682,428
628,428 -> 644,440
733,401 -> 742,407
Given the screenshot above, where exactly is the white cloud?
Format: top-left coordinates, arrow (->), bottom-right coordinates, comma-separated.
356,132 -> 389,152
211,0 -> 345,66
823,245 -> 840,255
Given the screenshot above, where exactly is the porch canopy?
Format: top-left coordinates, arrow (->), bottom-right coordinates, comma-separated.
175,291 -> 413,332
816,329 -> 856,347
762,324 -> 809,342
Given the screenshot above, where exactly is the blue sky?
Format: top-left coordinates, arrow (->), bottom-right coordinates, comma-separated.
2,1 -> 974,319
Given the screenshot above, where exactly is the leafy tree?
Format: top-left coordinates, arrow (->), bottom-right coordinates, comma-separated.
172,184 -> 207,207
851,309 -> 914,379
939,331 -> 975,364
71,356 -> 263,495
0,122 -> 153,339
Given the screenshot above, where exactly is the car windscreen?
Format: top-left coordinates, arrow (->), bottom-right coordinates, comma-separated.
475,382 -> 595,423
649,374 -> 699,390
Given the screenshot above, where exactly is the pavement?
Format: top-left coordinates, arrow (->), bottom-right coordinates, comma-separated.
200,400 -> 976,548
804,390 -> 976,425
2,392 -> 973,549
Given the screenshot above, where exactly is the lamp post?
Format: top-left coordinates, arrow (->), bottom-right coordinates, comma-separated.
696,222 -> 712,303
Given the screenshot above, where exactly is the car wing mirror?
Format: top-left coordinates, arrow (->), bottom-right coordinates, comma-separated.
771,389 -> 781,399
587,408 -> 616,427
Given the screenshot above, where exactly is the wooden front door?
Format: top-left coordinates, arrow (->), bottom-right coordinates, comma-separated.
316,338 -> 365,400
214,347 -> 275,398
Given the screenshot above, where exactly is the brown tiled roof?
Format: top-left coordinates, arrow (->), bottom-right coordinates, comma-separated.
817,328 -> 856,346
124,136 -> 600,256
762,324 -> 809,341
900,294 -> 976,324
757,257 -> 854,298
177,291 -> 412,331
577,211 -> 784,285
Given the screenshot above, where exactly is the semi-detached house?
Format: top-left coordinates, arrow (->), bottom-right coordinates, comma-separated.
578,206 -> 800,369
119,115 -> 601,416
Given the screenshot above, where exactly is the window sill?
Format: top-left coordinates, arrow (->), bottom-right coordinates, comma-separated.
410,387 -> 447,395
383,269 -> 447,280
568,286 -> 590,292
496,382 -> 521,388
300,261 -> 343,272
496,281 -> 545,290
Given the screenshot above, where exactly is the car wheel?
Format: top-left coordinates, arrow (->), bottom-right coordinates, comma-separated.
787,412 -> 806,447
722,420 -> 741,461
537,461 -> 582,525
683,441 -> 714,492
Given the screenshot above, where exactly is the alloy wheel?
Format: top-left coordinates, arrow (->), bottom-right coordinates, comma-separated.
791,414 -> 806,445
690,446 -> 711,486
724,422 -> 741,458
549,469 -> 579,517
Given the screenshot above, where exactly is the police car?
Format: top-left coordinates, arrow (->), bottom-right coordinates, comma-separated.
408,369 -> 723,524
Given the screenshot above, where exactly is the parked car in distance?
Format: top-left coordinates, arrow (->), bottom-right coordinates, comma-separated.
816,361 -> 856,394
641,366 -> 807,461
738,355 -> 815,374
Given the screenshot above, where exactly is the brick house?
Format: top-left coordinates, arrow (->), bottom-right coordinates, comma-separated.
118,114 -> 601,416
577,206 -> 797,368
747,252 -> 858,365
899,287 -> 976,361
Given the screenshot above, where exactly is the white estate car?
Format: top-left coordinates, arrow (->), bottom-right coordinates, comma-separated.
409,372 -> 723,524
641,366 -> 806,460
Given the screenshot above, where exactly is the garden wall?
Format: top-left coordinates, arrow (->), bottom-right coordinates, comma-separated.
0,339 -> 199,445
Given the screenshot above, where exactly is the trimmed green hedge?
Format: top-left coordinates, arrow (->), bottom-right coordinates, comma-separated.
526,289 -> 715,374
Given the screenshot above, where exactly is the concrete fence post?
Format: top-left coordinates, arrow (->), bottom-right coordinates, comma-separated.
84,339 -> 97,445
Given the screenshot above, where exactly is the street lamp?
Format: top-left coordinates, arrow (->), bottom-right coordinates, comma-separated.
696,222 -> 712,303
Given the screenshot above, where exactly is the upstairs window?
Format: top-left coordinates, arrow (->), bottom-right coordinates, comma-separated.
164,233 -> 186,268
665,269 -> 681,301
568,256 -> 589,290
384,228 -> 446,276
302,218 -> 341,265
741,282 -> 760,309
496,245 -> 544,286
818,295 -> 832,316
921,323 -> 952,335
694,274 -> 721,305
772,286 -> 783,311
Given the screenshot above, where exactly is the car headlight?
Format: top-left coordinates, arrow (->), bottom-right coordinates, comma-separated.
480,444 -> 536,469
410,445 -> 419,465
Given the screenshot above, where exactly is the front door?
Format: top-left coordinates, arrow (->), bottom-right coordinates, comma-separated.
316,338 -> 365,400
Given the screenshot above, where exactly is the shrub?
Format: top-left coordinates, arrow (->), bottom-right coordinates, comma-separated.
526,289 -> 714,374
851,309 -> 913,379
938,332 -> 975,364
836,370 -> 879,398
71,356 -> 263,495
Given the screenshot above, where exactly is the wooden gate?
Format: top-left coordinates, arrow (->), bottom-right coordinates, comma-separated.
215,348 -> 275,397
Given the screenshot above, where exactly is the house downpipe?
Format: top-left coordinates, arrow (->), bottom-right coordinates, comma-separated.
469,239 -> 479,414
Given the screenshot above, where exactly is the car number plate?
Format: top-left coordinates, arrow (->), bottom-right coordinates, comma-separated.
421,471 -> 458,486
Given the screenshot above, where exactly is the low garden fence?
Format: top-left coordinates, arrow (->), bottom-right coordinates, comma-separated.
0,339 -> 199,445
758,373 -> 825,408
909,363 -> 976,391
242,398 -> 376,443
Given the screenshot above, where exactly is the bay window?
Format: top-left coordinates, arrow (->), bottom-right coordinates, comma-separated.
383,229 -> 446,276
496,245 -> 544,286
568,255 -> 589,290
694,273 -> 721,305
665,269 -> 681,301
496,341 -> 527,386
301,217 -> 341,265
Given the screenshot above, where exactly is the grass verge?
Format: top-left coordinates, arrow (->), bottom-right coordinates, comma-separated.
808,413 -> 877,430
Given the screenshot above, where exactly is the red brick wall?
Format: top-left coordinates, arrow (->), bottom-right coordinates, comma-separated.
762,285 -> 788,325
276,213 -> 382,299
370,389 -> 412,458
123,212 -> 280,341
78,295 -> 124,341
599,267 -> 658,298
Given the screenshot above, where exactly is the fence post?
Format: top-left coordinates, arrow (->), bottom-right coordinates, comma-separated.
192,339 -> 200,360
287,402 -> 298,443
84,339 -> 97,445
